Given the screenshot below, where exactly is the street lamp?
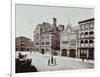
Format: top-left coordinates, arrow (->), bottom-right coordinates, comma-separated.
51,34 -> 54,64
48,32 -> 56,65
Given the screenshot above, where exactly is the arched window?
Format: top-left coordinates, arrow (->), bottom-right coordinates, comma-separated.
85,40 -> 88,43
85,32 -> 88,38
81,40 -> 83,43
89,31 -> 94,35
89,40 -> 94,46
85,32 -> 88,35
89,40 -> 93,43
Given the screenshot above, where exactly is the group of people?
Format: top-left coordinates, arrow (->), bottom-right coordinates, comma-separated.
18,52 -> 27,60
16,52 -> 37,73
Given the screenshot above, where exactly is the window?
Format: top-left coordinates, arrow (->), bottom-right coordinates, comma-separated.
89,22 -> 94,29
80,32 -> 84,38
36,42 -> 39,45
21,40 -> 24,42
21,44 -> 24,46
85,32 -> 88,38
85,40 -> 88,43
85,24 -> 88,29
41,42 -> 45,45
85,32 -> 88,35
70,42 -> 76,46
62,41 -> 68,43
80,40 -> 84,47
46,49 -> 49,52
46,42 -> 50,45
89,31 -> 94,35
81,40 -> 83,43
89,31 -> 94,37
46,36 -> 49,39
89,40 -> 94,46
70,34 -> 76,40
84,40 -> 88,46
41,36 -> 44,39
80,24 -> 84,30
89,40 -> 93,43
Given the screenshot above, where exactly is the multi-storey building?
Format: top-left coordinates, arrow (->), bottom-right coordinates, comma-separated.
60,24 -> 79,58
34,18 -> 60,55
16,36 -> 34,51
77,18 -> 94,60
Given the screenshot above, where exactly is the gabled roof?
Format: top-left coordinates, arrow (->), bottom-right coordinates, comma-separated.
50,24 -> 60,32
63,24 -> 72,32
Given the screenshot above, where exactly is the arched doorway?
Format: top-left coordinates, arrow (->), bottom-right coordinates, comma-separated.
61,49 -> 67,56
69,49 -> 76,58
41,49 -> 45,54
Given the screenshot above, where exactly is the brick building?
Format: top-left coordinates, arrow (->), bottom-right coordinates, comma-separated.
34,18 -> 60,55
77,18 -> 94,60
16,36 -> 34,51
60,24 -> 79,58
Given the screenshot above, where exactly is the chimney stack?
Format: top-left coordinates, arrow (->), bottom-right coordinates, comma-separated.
53,17 -> 57,26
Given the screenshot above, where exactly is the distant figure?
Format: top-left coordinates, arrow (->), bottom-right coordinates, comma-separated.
81,53 -> 86,62
48,59 -> 50,65
18,53 -> 24,59
54,59 -> 56,65
82,57 -> 85,62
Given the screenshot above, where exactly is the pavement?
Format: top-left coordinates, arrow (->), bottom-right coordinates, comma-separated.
16,51 -> 94,72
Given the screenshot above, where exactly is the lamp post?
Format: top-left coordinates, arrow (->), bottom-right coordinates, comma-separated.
48,32 -> 56,65
51,33 -> 54,64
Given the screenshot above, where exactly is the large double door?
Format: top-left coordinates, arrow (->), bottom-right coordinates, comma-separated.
61,49 -> 67,56
61,49 -> 76,58
69,49 -> 76,58
88,48 -> 94,60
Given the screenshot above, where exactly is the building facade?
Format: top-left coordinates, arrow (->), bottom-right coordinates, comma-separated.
60,24 -> 79,58
16,36 -> 34,51
78,18 -> 94,60
34,18 -> 60,55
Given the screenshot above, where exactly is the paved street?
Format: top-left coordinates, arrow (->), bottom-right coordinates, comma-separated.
16,52 -> 94,72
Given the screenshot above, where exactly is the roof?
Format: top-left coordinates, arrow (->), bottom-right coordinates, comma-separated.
78,18 -> 94,24
35,21 -> 60,33
16,36 -> 32,41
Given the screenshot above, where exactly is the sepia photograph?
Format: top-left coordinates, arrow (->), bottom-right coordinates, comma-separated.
15,4 -> 94,73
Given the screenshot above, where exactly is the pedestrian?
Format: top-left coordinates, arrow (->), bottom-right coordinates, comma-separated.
48,59 -> 50,65
82,57 -> 84,62
54,58 -> 56,65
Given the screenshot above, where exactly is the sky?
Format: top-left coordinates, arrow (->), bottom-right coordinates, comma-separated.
16,4 -> 94,41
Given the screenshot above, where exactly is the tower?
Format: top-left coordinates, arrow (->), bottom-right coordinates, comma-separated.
53,17 -> 57,26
